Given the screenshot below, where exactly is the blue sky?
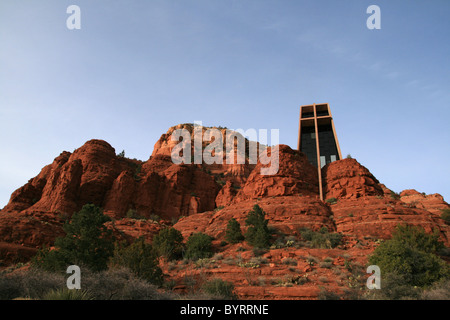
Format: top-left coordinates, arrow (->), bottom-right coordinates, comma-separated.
1,0 -> 449,207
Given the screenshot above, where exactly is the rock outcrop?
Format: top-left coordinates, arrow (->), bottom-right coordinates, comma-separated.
322,158 -> 384,200
2,138 -> 220,221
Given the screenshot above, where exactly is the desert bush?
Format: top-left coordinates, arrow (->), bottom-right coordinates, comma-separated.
318,287 -> 340,300
281,257 -> 297,266
421,279 -> 450,300
0,266 -> 172,300
194,258 -> 216,269
440,208 -> 450,224
81,267 -> 172,300
212,253 -> 224,261
184,233 -> 214,261
214,206 -> 225,212
250,256 -> 268,265
109,238 -> 163,286
319,261 -> 333,269
364,272 -> 421,300
126,209 -> 145,220
306,255 -> 319,266
0,274 -> 23,300
0,267 -> 64,300
252,247 -> 267,257
223,257 -> 236,265
201,278 -> 236,300
237,261 -> 260,268
152,227 -> 184,261
149,214 -> 161,222
299,227 -> 342,249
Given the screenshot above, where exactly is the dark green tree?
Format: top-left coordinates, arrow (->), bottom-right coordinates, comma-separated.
225,218 -> 244,244
369,225 -> 449,288
244,204 -> 271,248
32,204 -> 114,272
184,232 -> 213,260
152,227 -> 184,261
109,238 -> 163,286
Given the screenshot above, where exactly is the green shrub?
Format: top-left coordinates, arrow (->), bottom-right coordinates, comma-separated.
299,227 -> 342,249
214,206 -> 225,212
225,218 -> 244,244
369,225 -> 449,288
440,208 -> 450,224
0,267 -> 173,300
325,198 -> 337,204
109,238 -> 163,286
32,204 -> 114,272
421,279 -> 450,300
318,287 -> 340,300
390,191 -> 400,200
244,205 -> 271,248
364,272 -> 422,300
201,278 -> 236,300
0,267 -> 65,300
152,227 -> 184,261
184,233 -> 214,261
149,214 -> 161,222
126,209 -> 145,220
81,267 -> 172,300
281,257 -> 297,266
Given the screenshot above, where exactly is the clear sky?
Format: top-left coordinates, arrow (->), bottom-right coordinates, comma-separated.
1,0 -> 449,208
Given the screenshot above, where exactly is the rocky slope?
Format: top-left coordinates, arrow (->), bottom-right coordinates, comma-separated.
1,124 -> 449,299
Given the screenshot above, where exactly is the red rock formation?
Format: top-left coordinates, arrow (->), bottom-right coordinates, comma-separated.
322,158 -> 384,200
331,197 -> 450,245
1,124 -> 449,300
233,145 -> 319,203
400,189 -> 450,216
322,160 -> 450,245
0,211 -> 64,248
132,161 -> 220,220
151,124 -> 257,187
3,139 -> 220,221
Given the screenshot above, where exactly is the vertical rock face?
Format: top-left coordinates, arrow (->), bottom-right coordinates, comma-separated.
131,161 -> 220,220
